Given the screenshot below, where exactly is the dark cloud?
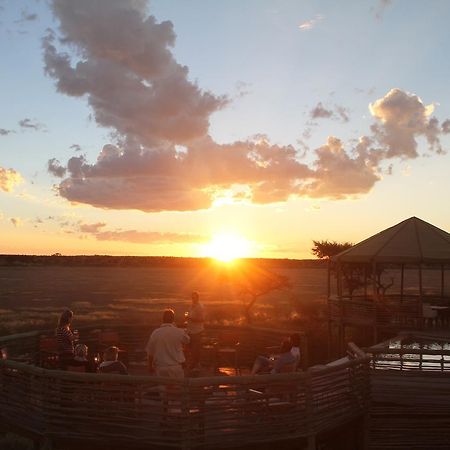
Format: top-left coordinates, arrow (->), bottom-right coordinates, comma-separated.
0,128 -> 14,136
310,103 -> 350,123
310,103 -> 333,119
70,144 -> 82,151
18,118 -> 46,131
442,119 -> 450,134
15,10 -> 38,23
47,158 -> 67,177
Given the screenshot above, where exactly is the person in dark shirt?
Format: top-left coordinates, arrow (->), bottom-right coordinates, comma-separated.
98,346 -> 128,375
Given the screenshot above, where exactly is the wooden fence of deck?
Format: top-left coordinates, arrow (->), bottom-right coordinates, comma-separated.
366,334 -> 450,450
0,326 -> 369,449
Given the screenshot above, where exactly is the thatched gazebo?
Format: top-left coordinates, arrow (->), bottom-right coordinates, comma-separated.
328,216 -> 450,354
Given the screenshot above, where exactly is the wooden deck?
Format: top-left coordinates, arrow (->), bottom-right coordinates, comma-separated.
0,325 -> 369,450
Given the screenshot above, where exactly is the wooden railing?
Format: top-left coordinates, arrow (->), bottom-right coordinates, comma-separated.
329,296 -> 422,329
0,327 -> 369,449
367,335 -> 450,450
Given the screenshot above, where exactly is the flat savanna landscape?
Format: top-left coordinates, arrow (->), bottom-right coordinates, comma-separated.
0,262 -> 328,336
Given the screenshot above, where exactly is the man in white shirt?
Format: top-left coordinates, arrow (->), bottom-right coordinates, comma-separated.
146,309 -> 190,378
186,291 -> 205,370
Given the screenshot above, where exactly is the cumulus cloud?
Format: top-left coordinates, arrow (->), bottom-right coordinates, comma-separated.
299,14 -> 323,31
0,167 -> 23,192
44,1 -> 449,210
77,221 -> 205,244
18,118 -> 46,131
369,88 -> 447,157
0,128 -> 14,136
43,0 -> 227,146
299,136 -> 380,199
47,158 -> 67,177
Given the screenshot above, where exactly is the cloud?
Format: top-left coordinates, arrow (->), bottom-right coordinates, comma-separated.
298,136 -> 380,199
373,0 -> 393,20
10,217 -> 22,228
369,88 -> 447,157
43,0 -> 227,146
299,14 -> 323,31
70,144 -> 82,151
0,167 -> 23,192
310,103 -> 350,123
0,128 -> 14,136
18,118 -> 46,131
44,2 -> 449,210
47,158 -> 67,177
442,119 -> 450,134
79,222 -> 106,233
310,103 -> 333,119
15,9 -> 38,23
77,221 -> 205,244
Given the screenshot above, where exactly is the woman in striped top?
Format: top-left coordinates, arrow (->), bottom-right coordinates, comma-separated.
55,309 -> 76,367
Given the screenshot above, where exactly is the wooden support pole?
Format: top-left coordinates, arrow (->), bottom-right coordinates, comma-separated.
327,258 -> 331,299
364,265 -> 368,300
400,264 -> 404,303
306,434 -> 317,450
419,263 -> 423,329
372,261 -> 378,344
441,264 -> 445,303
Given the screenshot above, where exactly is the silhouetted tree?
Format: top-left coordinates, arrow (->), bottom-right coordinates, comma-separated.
238,268 -> 291,324
311,240 -> 353,259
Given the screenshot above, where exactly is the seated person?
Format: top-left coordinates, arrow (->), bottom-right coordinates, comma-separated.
251,339 -> 297,375
98,346 -> 128,375
290,333 -> 301,369
74,343 -> 88,362
65,343 -> 97,373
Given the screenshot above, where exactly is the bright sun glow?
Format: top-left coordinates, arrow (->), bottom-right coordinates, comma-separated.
201,233 -> 252,262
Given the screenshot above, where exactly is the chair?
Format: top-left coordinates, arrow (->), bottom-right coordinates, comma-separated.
38,336 -> 59,368
422,303 -> 437,328
215,332 -> 240,375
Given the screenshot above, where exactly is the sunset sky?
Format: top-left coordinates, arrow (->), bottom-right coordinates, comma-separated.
1,0 -> 450,259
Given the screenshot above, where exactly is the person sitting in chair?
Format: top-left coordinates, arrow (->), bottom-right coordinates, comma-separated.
98,346 -> 128,375
251,339 -> 296,375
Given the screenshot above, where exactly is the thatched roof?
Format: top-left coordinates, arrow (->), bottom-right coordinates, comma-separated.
332,217 -> 450,264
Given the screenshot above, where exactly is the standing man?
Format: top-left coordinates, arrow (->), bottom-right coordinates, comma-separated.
186,291 -> 205,370
146,309 -> 190,378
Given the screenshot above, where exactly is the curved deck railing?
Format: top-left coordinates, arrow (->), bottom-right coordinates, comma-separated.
0,325 -> 370,449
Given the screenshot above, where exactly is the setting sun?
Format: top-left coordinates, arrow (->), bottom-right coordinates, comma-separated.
201,233 -> 252,262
